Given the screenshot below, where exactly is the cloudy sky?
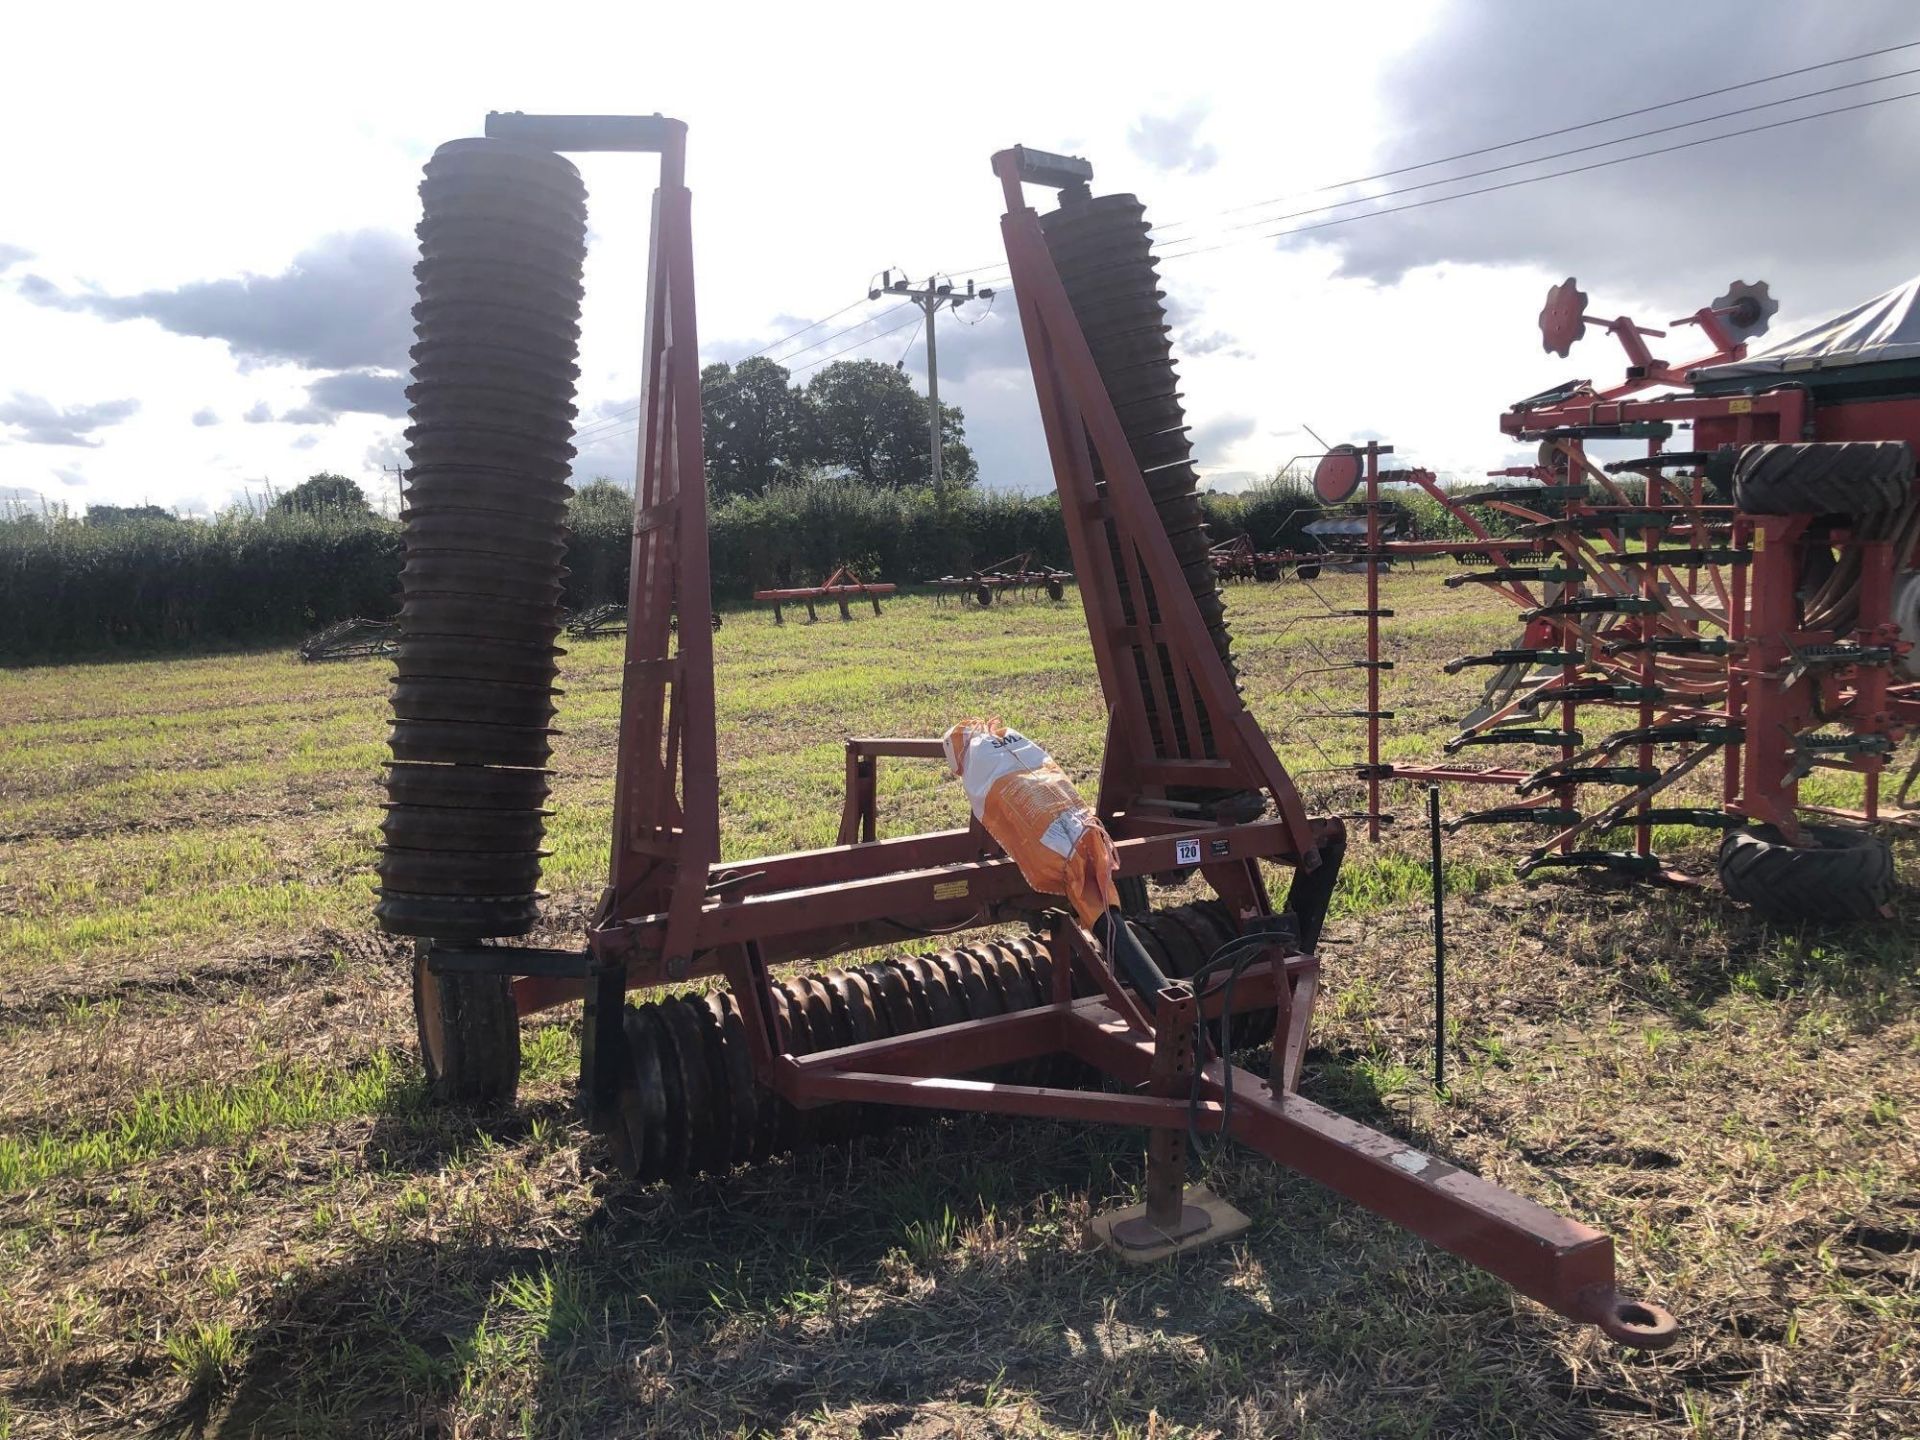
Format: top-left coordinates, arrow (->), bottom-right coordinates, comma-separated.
4,1 -> 1919,513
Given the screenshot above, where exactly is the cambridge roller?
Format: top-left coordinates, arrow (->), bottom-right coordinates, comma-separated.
378,137 -> 588,940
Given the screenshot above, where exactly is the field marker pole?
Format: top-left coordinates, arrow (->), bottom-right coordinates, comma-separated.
1428,783 -> 1447,1092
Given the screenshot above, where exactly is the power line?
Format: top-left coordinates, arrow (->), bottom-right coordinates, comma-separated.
1155,38 -> 1920,237
1155,84 -> 1920,263
572,306 -> 949,457
568,305 -> 929,452
895,313 -> 926,365
869,273 -> 996,502
935,38 -> 1920,276
743,264 -> 913,361
759,302 -> 917,367
579,48 -> 1920,457
745,294 -> 875,359
571,305 -> 910,444
569,401 -> 642,445
787,308 -> 929,375
1159,64 -> 1920,251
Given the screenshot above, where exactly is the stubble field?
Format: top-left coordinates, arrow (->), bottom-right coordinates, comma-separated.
1,571 -> 1915,1438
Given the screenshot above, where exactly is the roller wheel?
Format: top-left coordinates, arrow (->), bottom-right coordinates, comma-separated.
1716,823 -> 1894,923
1732,441 -> 1913,518
412,945 -> 520,1105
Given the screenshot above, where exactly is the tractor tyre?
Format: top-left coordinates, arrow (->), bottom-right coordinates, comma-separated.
1732,442 -> 1913,518
1716,823 -> 1894,923
413,945 -> 521,1105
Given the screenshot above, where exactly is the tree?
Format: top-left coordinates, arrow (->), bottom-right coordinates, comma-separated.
700,357 -> 810,498
274,473 -> 371,515
803,360 -> 975,491
84,503 -> 176,527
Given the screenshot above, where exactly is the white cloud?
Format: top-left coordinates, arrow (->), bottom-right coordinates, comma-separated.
0,393 -> 139,447
1128,104 -> 1218,176
2,0 -> 1915,513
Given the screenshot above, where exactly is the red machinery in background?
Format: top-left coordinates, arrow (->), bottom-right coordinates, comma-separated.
753,564 -> 895,623
380,120 -> 1676,1351
1334,276 -> 1918,916
930,550 -> 1073,605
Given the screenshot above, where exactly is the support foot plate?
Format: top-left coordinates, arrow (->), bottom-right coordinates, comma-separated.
1090,1185 -> 1251,1263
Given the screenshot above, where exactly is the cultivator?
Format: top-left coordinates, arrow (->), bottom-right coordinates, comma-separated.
753,564 -> 895,623
930,551 -> 1073,605
564,603 -> 628,638
1208,534 -> 1286,583
374,118 -> 1676,1352
300,616 -> 398,662
1342,275 -> 1920,918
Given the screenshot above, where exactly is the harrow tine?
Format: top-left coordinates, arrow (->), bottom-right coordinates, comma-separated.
1518,849 -> 1666,878
1446,804 -> 1580,832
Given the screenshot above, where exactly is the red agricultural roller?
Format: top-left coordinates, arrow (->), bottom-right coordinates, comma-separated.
373,116 -> 1677,1353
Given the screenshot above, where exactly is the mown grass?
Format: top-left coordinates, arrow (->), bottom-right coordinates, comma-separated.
0,570 -> 1914,1438
0,1027 -> 578,1194
0,577 -> 1511,980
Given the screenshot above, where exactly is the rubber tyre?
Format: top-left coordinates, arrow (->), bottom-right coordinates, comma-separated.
413,947 -> 521,1105
1716,823 -> 1894,923
1732,441 -> 1913,517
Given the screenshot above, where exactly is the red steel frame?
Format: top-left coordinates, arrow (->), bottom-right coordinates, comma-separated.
1347,296 -> 1920,862
753,563 -> 896,622
513,129 -> 1678,1349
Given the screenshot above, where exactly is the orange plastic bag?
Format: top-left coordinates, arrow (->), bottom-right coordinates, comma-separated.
942,717 -> 1121,927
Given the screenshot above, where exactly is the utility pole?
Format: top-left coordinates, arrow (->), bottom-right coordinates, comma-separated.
868,270 -> 993,506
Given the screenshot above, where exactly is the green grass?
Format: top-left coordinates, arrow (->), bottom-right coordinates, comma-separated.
0,1053 -> 410,1193
0,1027 -> 579,1194
0,578 -> 1497,976
1,571 -> 1917,1438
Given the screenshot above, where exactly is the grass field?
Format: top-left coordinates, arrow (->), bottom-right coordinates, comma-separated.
1,572 -> 1916,1439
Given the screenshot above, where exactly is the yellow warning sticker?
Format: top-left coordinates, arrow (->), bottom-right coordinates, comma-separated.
932,879 -> 970,901
1728,398 -> 1753,414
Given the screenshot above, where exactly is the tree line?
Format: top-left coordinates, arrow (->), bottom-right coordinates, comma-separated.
700,356 -> 976,497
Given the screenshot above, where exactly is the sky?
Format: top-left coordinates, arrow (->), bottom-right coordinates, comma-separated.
4,1 -> 1919,514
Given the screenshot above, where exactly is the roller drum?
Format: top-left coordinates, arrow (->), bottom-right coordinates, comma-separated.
377,134 -> 586,940
1041,190 -> 1243,784
605,911 -> 1247,1183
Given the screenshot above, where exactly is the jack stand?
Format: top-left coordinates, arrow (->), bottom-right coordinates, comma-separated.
1091,982 -> 1251,1261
